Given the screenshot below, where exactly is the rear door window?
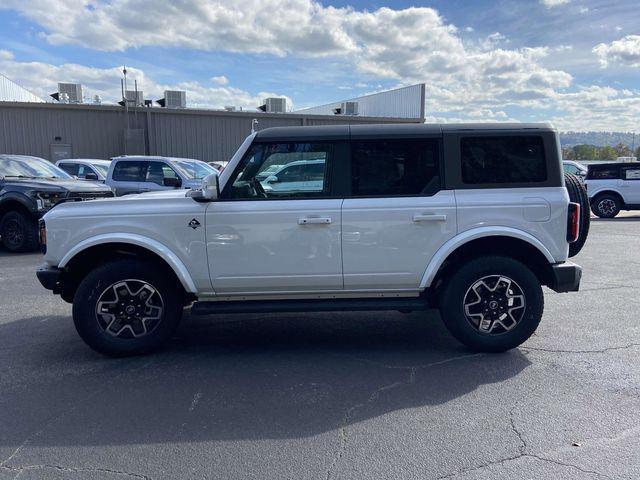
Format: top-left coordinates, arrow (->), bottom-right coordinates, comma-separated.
623,167 -> 640,180
587,165 -> 621,180
112,161 -> 145,182
461,136 -> 546,184
350,139 -> 440,196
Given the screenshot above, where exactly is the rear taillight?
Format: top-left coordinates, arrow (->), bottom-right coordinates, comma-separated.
38,219 -> 47,254
567,202 -> 580,243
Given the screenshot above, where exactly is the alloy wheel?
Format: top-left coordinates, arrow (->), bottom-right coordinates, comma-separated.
463,275 -> 526,335
597,198 -> 616,216
95,279 -> 164,338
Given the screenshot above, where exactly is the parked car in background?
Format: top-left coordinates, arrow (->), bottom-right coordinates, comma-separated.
562,160 -> 587,182
56,159 -> 111,182
0,154 -> 113,252
37,123 -> 587,356
586,162 -> 640,218
106,156 -> 218,196
260,159 -> 325,193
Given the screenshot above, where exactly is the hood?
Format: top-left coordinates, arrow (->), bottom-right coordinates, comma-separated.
5,177 -> 111,193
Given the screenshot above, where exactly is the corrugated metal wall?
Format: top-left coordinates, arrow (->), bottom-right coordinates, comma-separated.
0,102 -> 420,162
296,84 -> 425,120
0,74 -> 44,103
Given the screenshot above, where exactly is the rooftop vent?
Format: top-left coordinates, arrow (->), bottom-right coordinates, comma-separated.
334,101 -> 358,116
258,97 -> 287,113
163,90 -> 186,109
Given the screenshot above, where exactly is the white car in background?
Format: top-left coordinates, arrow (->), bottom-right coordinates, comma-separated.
562,160 -> 587,182
56,159 -> 111,182
260,159 -> 325,194
586,162 -> 640,217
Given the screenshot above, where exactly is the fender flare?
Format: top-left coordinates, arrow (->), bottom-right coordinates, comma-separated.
58,233 -> 198,293
0,192 -> 38,215
419,227 -> 555,288
587,188 -> 624,203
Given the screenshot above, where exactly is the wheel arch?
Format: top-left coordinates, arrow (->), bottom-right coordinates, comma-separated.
59,234 -> 198,295
421,228 -> 555,291
0,196 -> 36,220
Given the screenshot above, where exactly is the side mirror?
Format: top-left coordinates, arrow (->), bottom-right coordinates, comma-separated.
265,175 -> 279,183
85,172 -> 99,181
163,177 -> 182,188
202,173 -> 219,200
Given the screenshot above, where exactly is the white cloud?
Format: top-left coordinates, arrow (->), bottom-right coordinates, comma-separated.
1,1 -> 639,130
0,49 -> 289,110
540,0 -> 570,7
593,35 -> 640,68
210,75 -> 229,85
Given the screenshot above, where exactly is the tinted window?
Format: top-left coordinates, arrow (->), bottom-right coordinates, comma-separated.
461,136 -> 546,184
563,163 -> 579,175
623,167 -> 640,180
59,163 -> 79,176
587,165 -> 620,180
113,161 -> 145,182
226,143 -> 332,199
350,140 -> 439,196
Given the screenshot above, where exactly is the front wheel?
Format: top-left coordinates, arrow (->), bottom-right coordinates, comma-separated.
0,211 -> 38,252
439,256 -> 544,352
72,259 -> 184,356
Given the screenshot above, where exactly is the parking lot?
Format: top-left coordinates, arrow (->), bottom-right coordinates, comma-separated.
0,215 -> 638,480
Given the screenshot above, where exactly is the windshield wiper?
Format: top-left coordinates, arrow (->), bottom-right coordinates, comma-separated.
3,175 -> 37,179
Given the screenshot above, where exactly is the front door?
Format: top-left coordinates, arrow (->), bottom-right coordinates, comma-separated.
206,141 -> 344,294
341,137 -> 456,290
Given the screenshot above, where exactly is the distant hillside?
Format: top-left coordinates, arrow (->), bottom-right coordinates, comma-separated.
560,131 -> 637,147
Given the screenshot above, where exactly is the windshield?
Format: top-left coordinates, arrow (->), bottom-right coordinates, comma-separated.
172,159 -> 217,180
92,163 -> 110,177
0,156 -> 73,179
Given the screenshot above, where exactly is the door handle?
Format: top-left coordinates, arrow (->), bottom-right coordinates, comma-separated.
412,214 -> 447,222
298,217 -> 332,225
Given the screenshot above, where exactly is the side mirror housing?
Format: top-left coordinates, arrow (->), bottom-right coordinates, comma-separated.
85,172 -> 99,181
163,177 -> 182,188
265,175 -> 279,183
202,173 -> 219,200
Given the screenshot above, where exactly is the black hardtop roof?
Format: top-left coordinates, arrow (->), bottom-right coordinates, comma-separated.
254,123 -> 556,141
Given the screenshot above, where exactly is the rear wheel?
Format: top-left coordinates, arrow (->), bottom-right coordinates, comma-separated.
564,172 -> 590,257
439,256 -> 544,352
72,259 -> 184,356
591,193 -> 621,218
0,211 -> 38,252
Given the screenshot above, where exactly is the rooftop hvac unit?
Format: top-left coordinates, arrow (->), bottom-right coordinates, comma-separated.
224,106 -> 237,112
334,101 -> 358,116
259,97 -> 287,113
57,83 -> 83,103
164,90 -> 186,109
124,90 -> 144,106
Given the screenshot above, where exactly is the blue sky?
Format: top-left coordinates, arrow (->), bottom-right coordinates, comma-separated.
0,0 -> 639,130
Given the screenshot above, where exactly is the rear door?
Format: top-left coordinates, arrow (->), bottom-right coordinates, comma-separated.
110,160 -> 144,196
621,166 -> 640,203
341,135 -> 457,290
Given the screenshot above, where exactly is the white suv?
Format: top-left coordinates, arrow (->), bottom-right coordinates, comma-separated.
37,124 -> 584,356
586,162 -> 640,218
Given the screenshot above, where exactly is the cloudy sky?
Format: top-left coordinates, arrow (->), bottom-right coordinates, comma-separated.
0,0 -> 639,131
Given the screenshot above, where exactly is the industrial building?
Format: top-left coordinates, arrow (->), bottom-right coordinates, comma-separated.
0,83 -> 425,163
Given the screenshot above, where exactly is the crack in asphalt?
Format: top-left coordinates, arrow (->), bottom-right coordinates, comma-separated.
0,464 -> 152,479
524,343 -> 640,354
324,353 -> 483,480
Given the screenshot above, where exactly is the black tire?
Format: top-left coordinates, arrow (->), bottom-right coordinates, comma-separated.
439,255 -> 544,352
72,258 -> 184,356
0,211 -> 39,252
591,193 -> 621,219
564,172 -> 590,257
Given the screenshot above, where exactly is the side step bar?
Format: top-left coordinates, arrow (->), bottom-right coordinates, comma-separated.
191,297 -> 430,316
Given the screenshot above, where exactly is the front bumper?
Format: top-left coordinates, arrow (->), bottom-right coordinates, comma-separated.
36,265 -> 63,292
549,261 -> 582,293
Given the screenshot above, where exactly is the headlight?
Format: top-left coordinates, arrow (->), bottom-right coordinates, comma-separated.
29,191 -> 66,210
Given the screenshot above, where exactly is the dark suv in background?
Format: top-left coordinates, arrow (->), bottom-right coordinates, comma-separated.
0,154 -> 113,252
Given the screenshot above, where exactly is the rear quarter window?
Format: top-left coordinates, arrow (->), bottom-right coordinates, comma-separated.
461,136 -> 546,184
587,165 -> 620,180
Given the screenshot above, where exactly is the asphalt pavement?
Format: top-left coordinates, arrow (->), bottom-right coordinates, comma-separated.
0,215 -> 639,479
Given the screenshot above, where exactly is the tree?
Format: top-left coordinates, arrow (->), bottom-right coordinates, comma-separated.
613,142 -> 632,157
600,146 -> 617,161
572,144 -> 597,160
635,146 -> 640,159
